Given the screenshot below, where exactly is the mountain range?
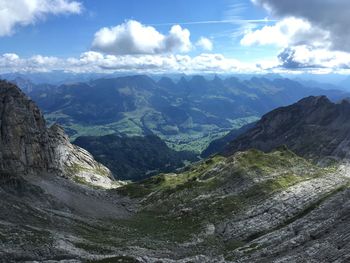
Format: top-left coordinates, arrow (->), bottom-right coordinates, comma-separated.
14,75 -> 350,153
2,80 -> 350,262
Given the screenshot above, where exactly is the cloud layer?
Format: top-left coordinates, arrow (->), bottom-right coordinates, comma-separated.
252,0 -> 350,52
2,49 -> 349,75
243,0 -> 350,70
92,20 -> 192,55
241,17 -> 329,49
278,46 -> 350,70
0,51 -> 255,74
0,0 -> 82,36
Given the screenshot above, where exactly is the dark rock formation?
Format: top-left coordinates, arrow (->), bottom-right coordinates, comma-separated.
0,80 -> 54,173
0,80 -> 116,188
223,96 -> 350,161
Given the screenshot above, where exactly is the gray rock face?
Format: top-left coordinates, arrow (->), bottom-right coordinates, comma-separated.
0,81 -> 53,173
0,80 -> 117,188
223,96 -> 350,161
227,179 -> 350,263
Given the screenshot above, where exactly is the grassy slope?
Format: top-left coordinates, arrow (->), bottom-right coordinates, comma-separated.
3,148 -> 346,262
97,148 -> 339,258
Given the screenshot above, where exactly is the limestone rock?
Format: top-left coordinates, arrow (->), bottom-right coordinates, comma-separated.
0,80 -> 117,189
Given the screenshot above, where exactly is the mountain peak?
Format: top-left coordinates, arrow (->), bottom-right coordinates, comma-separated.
337,97 -> 350,105
158,76 -> 175,88
0,79 -> 26,97
190,75 -> 206,82
297,95 -> 331,105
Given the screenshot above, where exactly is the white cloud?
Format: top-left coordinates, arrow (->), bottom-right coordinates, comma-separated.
65,52 -> 253,73
1,50 -> 349,75
278,45 -> 350,70
0,53 -> 65,72
0,52 -> 259,74
196,37 -> 213,51
245,0 -> 350,71
92,20 -> 192,55
165,25 -> 192,53
252,0 -> 350,52
2,53 -> 20,61
241,17 -> 329,48
0,0 -> 82,36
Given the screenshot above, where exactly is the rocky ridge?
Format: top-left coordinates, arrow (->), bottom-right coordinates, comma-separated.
223,95 -> 350,162
0,80 -> 117,189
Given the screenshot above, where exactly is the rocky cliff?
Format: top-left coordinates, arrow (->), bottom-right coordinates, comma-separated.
0,80 -> 117,188
223,95 -> 350,162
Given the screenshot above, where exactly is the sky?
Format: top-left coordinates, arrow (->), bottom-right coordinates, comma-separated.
0,0 -> 350,75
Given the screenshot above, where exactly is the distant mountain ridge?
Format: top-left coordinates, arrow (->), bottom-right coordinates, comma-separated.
15,75 -> 350,153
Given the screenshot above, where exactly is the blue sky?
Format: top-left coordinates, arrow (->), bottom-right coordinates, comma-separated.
0,0 -> 271,58
0,0 -> 349,74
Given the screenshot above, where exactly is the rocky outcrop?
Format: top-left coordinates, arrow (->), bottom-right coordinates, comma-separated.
0,80 -> 53,173
223,96 -> 350,162
0,80 -> 117,188
49,124 -> 118,188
